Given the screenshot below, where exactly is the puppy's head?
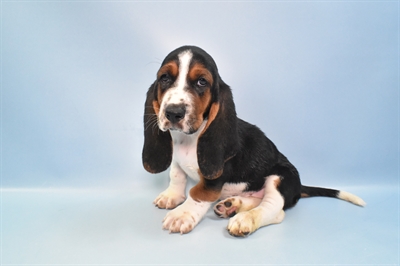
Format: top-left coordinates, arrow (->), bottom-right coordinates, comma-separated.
153,46 -> 219,134
143,46 -> 238,179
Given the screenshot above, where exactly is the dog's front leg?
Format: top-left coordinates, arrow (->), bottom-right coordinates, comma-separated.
162,195 -> 212,234
154,162 -> 187,209
162,178 -> 221,234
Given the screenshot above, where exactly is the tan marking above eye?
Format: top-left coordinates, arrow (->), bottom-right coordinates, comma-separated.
157,62 -> 179,80
188,63 -> 213,86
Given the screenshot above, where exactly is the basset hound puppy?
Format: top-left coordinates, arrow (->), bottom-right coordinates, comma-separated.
142,46 -> 365,237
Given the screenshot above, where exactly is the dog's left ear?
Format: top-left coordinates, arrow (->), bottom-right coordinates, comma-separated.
197,81 -> 239,180
142,82 -> 172,173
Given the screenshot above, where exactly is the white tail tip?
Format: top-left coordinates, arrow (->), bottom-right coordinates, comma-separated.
338,191 -> 366,207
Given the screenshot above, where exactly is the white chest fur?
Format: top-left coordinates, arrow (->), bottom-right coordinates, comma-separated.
169,122 -> 206,182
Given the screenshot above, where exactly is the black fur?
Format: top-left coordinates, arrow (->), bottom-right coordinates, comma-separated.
207,116 -> 303,209
142,82 -> 172,173
197,80 -> 239,180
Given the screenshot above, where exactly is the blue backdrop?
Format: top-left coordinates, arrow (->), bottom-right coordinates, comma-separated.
2,2 -> 397,189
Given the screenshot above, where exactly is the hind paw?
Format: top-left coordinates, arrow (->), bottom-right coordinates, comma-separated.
214,197 -> 243,218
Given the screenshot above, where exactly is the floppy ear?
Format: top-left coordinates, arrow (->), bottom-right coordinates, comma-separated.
142,82 -> 172,173
197,81 -> 239,180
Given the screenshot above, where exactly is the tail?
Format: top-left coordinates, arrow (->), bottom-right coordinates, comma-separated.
301,185 -> 366,207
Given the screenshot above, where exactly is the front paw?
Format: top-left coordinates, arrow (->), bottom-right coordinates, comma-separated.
162,209 -> 197,234
154,189 -> 186,209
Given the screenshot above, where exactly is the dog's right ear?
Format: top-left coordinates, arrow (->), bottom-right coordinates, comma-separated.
142,82 -> 172,173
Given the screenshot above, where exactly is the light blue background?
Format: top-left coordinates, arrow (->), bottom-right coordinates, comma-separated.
1,1 -> 398,265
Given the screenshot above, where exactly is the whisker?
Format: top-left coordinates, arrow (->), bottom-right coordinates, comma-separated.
152,121 -> 160,135
144,59 -> 162,67
145,119 -> 157,127
145,121 -> 157,132
144,116 -> 158,131
144,118 -> 154,126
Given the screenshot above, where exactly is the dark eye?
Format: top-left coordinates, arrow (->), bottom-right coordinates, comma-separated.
160,74 -> 170,83
197,78 -> 208,87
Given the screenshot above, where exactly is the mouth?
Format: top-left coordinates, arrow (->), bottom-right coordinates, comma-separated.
168,126 -> 197,135
160,121 -> 198,135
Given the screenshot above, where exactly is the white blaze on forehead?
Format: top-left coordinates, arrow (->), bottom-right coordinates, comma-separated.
174,50 -> 193,92
162,50 -> 193,106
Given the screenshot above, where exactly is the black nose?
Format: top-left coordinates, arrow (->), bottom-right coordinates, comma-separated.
165,104 -> 186,124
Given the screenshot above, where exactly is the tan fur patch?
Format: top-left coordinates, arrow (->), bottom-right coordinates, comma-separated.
190,172 -> 221,202
301,193 -> 309,198
190,88 -> 212,131
188,63 -> 214,86
156,86 -> 164,107
273,177 -> 281,188
157,62 -> 178,80
200,102 -> 220,136
152,100 -> 160,115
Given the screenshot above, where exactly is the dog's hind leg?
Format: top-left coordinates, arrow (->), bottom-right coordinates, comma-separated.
226,175 -> 285,237
214,196 -> 262,218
